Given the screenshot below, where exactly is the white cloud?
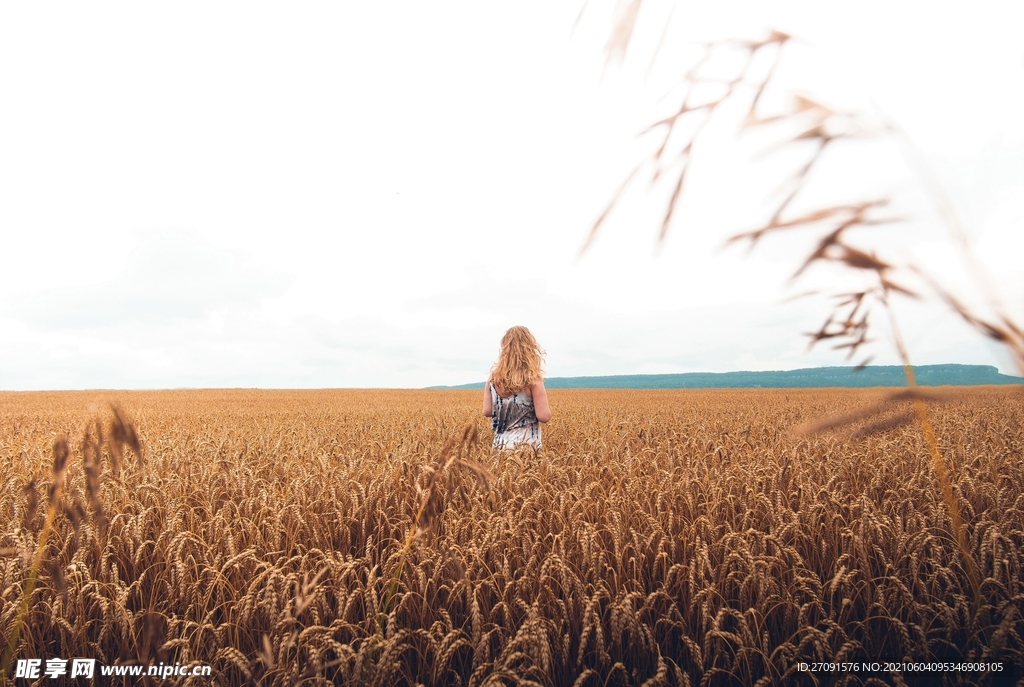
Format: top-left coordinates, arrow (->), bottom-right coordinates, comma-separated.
0,1 -> 1021,388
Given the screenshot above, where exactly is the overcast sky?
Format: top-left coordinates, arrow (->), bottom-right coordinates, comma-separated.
1,1 -> 1022,389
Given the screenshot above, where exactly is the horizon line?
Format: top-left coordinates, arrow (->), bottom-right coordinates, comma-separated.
3,363 -> 1019,393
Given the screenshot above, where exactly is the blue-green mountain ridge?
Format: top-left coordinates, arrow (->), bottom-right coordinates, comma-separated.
429,364 -> 1022,390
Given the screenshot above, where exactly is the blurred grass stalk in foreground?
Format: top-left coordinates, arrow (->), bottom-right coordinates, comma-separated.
581,0 -> 1023,641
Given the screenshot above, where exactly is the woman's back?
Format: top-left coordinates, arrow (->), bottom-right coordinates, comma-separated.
489,384 -> 541,448
483,326 -> 550,448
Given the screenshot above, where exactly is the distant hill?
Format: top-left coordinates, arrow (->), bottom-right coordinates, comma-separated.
430,364 -> 1023,390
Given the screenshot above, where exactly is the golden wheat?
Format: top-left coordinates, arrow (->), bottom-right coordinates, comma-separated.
0,387 -> 1021,685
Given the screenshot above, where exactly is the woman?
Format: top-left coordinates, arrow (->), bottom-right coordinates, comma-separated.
482,326 -> 551,448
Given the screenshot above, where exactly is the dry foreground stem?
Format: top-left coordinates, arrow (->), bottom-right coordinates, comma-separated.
1,388 -> 1022,686
583,11 -> 1024,673
583,7 -> 1024,375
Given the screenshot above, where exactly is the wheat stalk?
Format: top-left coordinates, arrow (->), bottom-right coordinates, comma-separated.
0,438 -> 68,683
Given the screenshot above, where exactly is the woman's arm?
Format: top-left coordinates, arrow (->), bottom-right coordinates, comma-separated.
482,380 -> 493,417
531,378 -> 551,423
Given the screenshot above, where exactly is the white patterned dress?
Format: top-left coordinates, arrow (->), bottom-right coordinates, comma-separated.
489,384 -> 541,448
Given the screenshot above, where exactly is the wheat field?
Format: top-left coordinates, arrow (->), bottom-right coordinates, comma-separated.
1,387 -> 1022,686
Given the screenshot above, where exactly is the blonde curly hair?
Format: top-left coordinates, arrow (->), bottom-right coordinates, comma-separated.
489,326 -> 545,397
